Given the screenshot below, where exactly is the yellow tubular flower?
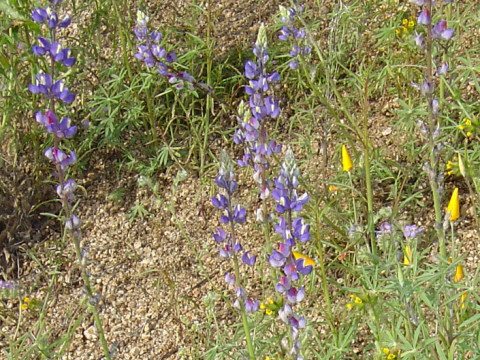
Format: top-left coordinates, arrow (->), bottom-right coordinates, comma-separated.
454,265 -> 465,283
403,245 -> 412,265
341,145 -> 353,172
382,348 -> 390,355
447,188 -> 460,221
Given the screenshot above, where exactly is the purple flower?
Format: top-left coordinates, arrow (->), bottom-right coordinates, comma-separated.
437,63 -> 449,76
0,280 -> 18,290
224,272 -> 235,286
295,258 -> 313,275
52,80 -> 75,103
241,251 -> 257,266
244,298 -> 259,312
432,20 -> 454,40
279,26 -> 290,41
50,43 -> 75,66
276,276 -> 291,293
275,217 -> 295,245
56,178 -> 77,202
292,217 -> 310,242
284,263 -> 299,281
269,242 -> 290,268
65,214 -> 81,231
279,303 -> 294,324
414,33 -> 425,49
403,224 -> 424,239
375,221 -> 392,238
286,286 -> 305,303
32,7 -> 48,22
289,314 -> 306,329
211,194 -> 229,210
233,204 -> 246,224
28,73 -> 52,95
35,110 -> 77,138
212,227 -> 227,242
219,244 -> 232,259
44,147 -> 76,171
417,8 -> 431,25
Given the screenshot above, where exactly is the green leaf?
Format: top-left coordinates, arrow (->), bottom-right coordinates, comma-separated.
0,1 -> 26,21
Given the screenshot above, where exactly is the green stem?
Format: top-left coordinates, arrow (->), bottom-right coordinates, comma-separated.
314,209 -> 336,336
70,231 -> 111,360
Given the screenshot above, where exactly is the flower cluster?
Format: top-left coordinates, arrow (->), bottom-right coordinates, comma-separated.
269,148 -> 312,360
396,17 -> 416,36
0,280 -> 18,297
278,2 -> 311,69
234,24 -> 281,201
411,0 -> 454,121
212,151 -> 258,312
134,10 -> 207,92
29,0 -> 80,232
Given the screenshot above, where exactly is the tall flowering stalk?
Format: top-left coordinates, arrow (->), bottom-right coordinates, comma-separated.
233,24 -> 282,252
269,148 -> 312,360
278,2 -> 311,70
29,1 -> 111,358
410,0 -> 454,259
212,151 -> 257,360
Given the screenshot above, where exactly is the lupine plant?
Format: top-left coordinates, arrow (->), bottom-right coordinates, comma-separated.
269,148 -> 312,360
28,1 -> 111,358
211,150 -> 257,359
410,0 -> 455,259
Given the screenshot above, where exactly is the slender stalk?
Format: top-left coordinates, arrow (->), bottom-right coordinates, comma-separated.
424,0 -> 446,258
200,0 -> 213,174
361,75 -> 376,255
227,196 -> 255,360
314,209 -> 336,336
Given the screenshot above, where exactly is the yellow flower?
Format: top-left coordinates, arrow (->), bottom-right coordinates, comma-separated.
20,297 -> 31,310
460,292 -> 468,309
402,19 -> 408,26
454,264 -> 464,283
459,118 -> 471,130
260,303 -> 266,310
459,118 -> 473,136
346,303 -> 354,309
354,296 -> 362,304
341,145 -> 353,172
388,354 -> 396,359
408,20 -> 415,28
403,245 -> 412,265
446,188 -> 460,221
395,29 -> 401,35
401,26 -> 408,33
446,160 -> 454,175
265,309 -> 273,315
329,185 -> 339,192
382,348 -> 390,355
292,251 -> 316,267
